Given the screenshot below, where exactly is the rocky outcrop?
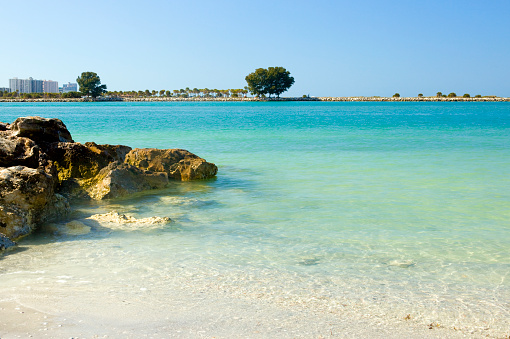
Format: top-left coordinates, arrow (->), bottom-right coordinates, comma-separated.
125,148 -> 218,181
0,166 -> 69,240
9,116 -> 73,145
0,135 -> 40,168
82,162 -> 169,200
0,116 -> 217,248
46,141 -> 132,181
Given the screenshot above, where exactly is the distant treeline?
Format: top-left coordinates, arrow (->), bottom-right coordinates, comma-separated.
0,91 -> 82,99
107,88 -> 250,98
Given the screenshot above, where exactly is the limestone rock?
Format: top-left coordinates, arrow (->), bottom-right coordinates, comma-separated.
0,122 -> 9,131
9,116 -> 73,145
87,211 -> 171,225
0,166 -> 69,239
0,233 -> 16,250
125,148 -> 217,181
0,134 -> 40,168
82,162 -> 169,200
171,157 -> 218,181
46,142 -> 132,181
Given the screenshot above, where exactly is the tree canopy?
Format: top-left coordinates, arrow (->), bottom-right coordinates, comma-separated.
76,72 -> 107,98
245,67 -> 294,98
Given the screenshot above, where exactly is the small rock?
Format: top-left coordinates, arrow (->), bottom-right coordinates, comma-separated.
87,211 -> 171,225
0,233 -> 16,250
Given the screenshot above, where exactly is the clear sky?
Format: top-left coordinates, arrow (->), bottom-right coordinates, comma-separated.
1,0 -> 509,97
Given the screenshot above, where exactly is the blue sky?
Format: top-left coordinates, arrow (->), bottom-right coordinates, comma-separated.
1,0 -> 509,97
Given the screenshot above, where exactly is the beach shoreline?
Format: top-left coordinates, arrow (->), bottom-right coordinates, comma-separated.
0,285 -> 471,339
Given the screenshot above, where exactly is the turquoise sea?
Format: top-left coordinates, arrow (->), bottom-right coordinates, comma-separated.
1,102 -> 509,336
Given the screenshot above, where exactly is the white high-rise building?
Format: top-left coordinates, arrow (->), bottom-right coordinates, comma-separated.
9,77 -> 44,93
43,80 -> 59,93
62,82 -> 78,93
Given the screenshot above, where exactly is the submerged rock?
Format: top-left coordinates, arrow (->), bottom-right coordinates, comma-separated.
125,148 -> 218,181
43,220 -> 91,235
87,211 -> 171,226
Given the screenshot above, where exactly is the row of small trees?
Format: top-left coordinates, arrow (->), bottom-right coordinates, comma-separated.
0,91 -> 82,99
393,92 -> 483,98
107,88 -> 250,98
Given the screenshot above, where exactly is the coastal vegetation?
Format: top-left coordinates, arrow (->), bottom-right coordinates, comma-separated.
106,87 -> 250,99
76,72 -> 107,98
245,67 -> 295,98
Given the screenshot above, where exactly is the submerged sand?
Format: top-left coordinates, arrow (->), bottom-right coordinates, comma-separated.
0,281 -> 473,339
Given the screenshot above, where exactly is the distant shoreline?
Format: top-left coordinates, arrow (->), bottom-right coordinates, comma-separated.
0,96 -> 509,103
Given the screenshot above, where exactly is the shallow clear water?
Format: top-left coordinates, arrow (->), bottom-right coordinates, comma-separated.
1,102 -> 509,335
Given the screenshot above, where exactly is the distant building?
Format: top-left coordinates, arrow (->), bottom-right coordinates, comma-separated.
62,82 -> 78,93
9,77 -> 44,93
0,87 -> 9,93
43,80 -> 59,93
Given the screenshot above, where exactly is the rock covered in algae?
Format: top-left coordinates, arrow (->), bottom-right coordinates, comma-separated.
125,148 -> 218,181
83,162 -> 169,200
0,166 -> 69,240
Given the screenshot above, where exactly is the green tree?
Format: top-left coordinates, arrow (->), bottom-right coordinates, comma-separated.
245,67 -> 295,98
266,67 -> 294,97
418,93 -> 423,98
448,92 -> 457,98
393,93 -> 400,98
76,72 -> 107,98
463,93 -> 470,98
436,92 -> 443,98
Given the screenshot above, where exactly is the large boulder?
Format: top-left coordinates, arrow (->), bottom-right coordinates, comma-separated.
0,166 -> 69,240
9,116 -> 73,145
0,134 -> 40,168
46,141 -> 132,181
125,148 -> 217,181
79,162 -> 169,200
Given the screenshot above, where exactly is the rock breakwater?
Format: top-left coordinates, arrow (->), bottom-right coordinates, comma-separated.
0,116 -> 217,249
